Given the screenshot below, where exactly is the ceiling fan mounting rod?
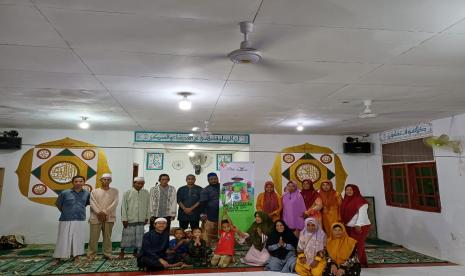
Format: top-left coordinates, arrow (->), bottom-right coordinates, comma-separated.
239,21 -> 253,48
239,21 -> 253,35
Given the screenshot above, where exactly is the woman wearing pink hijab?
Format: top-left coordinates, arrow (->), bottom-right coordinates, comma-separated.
282,181 -> 307,237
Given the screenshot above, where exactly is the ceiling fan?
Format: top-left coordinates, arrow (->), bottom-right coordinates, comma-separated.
355,99 -> 440,120
191,120 -> 212,137
198,21 -> 328,82
227,21 -> 262,64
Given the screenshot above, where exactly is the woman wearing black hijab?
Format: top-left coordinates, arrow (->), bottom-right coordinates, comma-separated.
265,219 -> 298,273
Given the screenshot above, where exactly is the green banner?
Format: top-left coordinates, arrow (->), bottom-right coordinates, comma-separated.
219,162 -> 255,232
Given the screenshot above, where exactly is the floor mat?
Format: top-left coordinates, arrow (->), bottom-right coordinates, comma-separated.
367,247 -> 448,264
0,239 -> 451,275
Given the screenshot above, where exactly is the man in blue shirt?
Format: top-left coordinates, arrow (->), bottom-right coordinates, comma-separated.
53,175 -> 90,263
200,172 -> 220,245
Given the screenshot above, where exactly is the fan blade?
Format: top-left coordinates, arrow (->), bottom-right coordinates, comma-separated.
196,53 -> 228,64
251,30 -> 280,51
438,134 -> 450,143
424,137 -> 440,147
238,58 -> 327,82
447,141 -> 463,154
258,58 -> 282,68
251,25 -> 298,52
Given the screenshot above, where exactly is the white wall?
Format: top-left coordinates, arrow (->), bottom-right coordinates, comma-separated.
372,113 -> 465,265
249,133 -> 381,197
132,148 -> 250,229
0,129 -> 134,244
3,129 -> 377,244
134,147 -> 250,191
7,123 -> 464,265
0,131 -> 250,243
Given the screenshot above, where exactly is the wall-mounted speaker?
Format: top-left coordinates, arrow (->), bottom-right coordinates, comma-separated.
343,142 -> 371,154
0,137 -> 22,150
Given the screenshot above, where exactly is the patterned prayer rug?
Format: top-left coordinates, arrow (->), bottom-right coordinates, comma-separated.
0,240 -> 451,275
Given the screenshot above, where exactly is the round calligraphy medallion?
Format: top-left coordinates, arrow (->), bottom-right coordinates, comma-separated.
32,183 -> 47,195
81,149 -> 96,160
283,154 -> 295,163
48,161 -> 79,184
36,149 -> 51,159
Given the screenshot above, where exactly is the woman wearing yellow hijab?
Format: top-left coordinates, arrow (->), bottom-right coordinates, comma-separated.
323,223 -> 361,276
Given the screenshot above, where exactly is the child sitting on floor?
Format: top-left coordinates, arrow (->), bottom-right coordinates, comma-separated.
185,228 -> 211,267
211,209 -> 246,268
166,228 -> 189,264
184,228 -> 193,240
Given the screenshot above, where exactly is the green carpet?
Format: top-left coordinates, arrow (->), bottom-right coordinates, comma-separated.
367,247 -> 447,264
17,249 -> 51,256
366,238 -> 396,247
0,240 -> 449,275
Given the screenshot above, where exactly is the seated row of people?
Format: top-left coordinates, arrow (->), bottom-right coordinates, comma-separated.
138,211 -> 361,276
243,213 -> 360,276
138,210 -> 243,271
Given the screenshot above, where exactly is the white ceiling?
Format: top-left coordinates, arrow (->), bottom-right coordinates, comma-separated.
1,0 -> 465,135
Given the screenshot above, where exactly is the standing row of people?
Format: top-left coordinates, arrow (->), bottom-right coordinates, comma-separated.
256,180 -> 371,268
52,172 -> 221,263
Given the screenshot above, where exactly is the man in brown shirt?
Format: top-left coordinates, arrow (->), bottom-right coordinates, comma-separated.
87,173 -> 119,260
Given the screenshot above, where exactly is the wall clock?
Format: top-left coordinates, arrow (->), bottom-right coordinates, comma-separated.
172,160 -> 184,170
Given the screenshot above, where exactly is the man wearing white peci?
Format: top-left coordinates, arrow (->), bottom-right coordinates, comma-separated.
87,173 -> 119,260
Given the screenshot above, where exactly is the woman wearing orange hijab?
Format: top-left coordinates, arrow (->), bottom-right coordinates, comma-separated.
323,223 -> 361,276
318,180 -> 342,234
256,181 -> 282,222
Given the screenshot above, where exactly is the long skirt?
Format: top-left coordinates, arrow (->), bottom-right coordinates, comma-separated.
53,221 -> 86,259
322,207 -> 339,235
121,222 -> 145,249
346,225 -> 370,267
265,251 -> 296,273
241,246 -> 270,266
323,263 -> 360,276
